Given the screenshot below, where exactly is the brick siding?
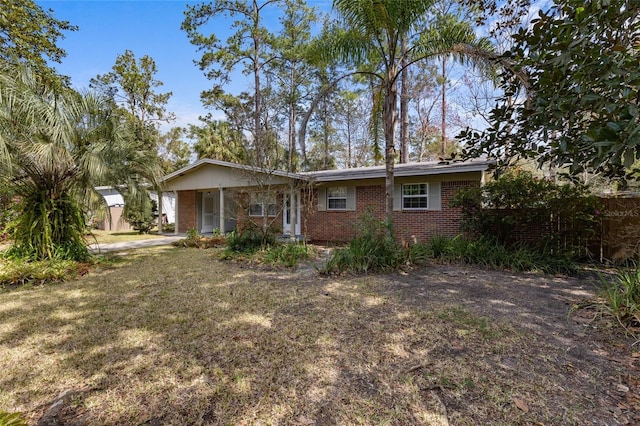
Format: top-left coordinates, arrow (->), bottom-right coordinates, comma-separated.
303,180 -> 479,244
177,190 -> 197,233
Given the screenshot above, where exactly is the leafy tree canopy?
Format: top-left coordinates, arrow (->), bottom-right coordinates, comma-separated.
0,0 -> 77,84
462,0 -> 640,180
91,50 -> 174,149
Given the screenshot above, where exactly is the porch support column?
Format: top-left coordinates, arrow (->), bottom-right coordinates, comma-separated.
289,183 -> 297,241
219,187 -> 225,234
296,188 -> 301,239
157,190 -> 163,233
173,190 -> 178,235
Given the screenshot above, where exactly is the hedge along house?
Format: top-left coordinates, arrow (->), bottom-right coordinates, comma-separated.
159,158 -> 493,242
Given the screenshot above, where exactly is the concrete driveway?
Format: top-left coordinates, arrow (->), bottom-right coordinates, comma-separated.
88,235 -> 183,253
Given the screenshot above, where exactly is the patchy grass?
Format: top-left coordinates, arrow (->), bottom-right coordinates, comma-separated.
0,248 -> 635,425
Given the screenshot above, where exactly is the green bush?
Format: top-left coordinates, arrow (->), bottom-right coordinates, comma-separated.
427,235 -> 576,275
123,192 -> 157,234
186,227 -> 201,241
321,211 -> 406,274
264,243 -> 315,267
0,188 -> 17,239
5,192 -> 89,261
226,225 -> 276,254
452,168 -> 600,258
598,263 -> 640,337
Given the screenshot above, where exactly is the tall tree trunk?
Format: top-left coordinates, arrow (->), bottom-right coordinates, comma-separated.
400,36 -> 410,164
383,67 -> 398,222
288,65 -> 296,172
440,56 -> 447,157
252,0 -> 264,168
323,95 -> 329,169
346,101 -> 352,168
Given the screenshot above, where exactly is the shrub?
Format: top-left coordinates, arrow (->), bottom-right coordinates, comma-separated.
123,192 -> 157,234
264,243 -> 315,267
321,211 -> 405,274
226,225 -> 275,254
452,168 -> 600,258
172,229 -> 226,249
0,188 -> 17,239
186,227 -> 200,241
0,258 -> 82,287
427,235 -> 577,275
598,263 -> 640,337
5,192 -> 89,261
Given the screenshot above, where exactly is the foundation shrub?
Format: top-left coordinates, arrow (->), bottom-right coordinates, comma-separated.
264,243 -> 315,267
226,224 -> 276,254
321,211 -> 406,274
428,235 -> 576,274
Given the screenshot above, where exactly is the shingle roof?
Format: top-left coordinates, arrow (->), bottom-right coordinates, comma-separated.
161,158 -> 307,183
302,159 -> 494,182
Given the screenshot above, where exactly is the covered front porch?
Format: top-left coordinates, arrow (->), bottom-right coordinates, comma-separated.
159,159 -> 306,237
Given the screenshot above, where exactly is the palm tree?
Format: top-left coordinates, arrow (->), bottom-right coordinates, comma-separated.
0,63 -> 161,260
190,119 -> 247,163
328,0 -> 494,222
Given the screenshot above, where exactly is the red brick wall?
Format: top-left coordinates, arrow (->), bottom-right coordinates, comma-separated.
177,190 -> 197,233
303,180 -> 479,244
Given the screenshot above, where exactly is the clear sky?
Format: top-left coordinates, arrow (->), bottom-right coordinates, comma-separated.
36,0 -> 332,131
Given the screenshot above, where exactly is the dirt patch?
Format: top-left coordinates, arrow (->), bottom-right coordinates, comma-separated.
367,263 -> 640,425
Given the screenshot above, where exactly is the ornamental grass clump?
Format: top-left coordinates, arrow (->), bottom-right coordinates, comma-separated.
598,263 -> 640,337
427,235 -> 577,275
264,243 -> 315,267
0,257 -> 81,287
321,211 -> 405,274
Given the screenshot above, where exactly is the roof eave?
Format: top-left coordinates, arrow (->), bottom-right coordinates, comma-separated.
307,161 -> 494,183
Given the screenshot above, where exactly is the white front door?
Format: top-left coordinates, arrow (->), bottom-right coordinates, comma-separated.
201,193 -> 216,234
283,193 -> 301,236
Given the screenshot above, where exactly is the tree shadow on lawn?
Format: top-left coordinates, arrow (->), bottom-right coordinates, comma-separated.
0,249 -> 635,425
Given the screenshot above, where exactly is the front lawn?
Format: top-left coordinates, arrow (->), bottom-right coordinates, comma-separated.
0,247 -> 637,425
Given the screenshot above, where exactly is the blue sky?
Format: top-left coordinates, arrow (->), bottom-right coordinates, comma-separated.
37,0 -> 332,131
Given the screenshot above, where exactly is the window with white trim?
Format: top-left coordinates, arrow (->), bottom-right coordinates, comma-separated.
249,193 -> 277,217
327,187 -> 347,210
402,183 -> 428,209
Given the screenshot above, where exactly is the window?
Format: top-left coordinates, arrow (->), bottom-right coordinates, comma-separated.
327,187 -> 347,210
249,193 -> 277,217
402,183 -> 428,209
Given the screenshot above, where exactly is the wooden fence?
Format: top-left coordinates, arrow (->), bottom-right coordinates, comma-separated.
591,197 -> 640,262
